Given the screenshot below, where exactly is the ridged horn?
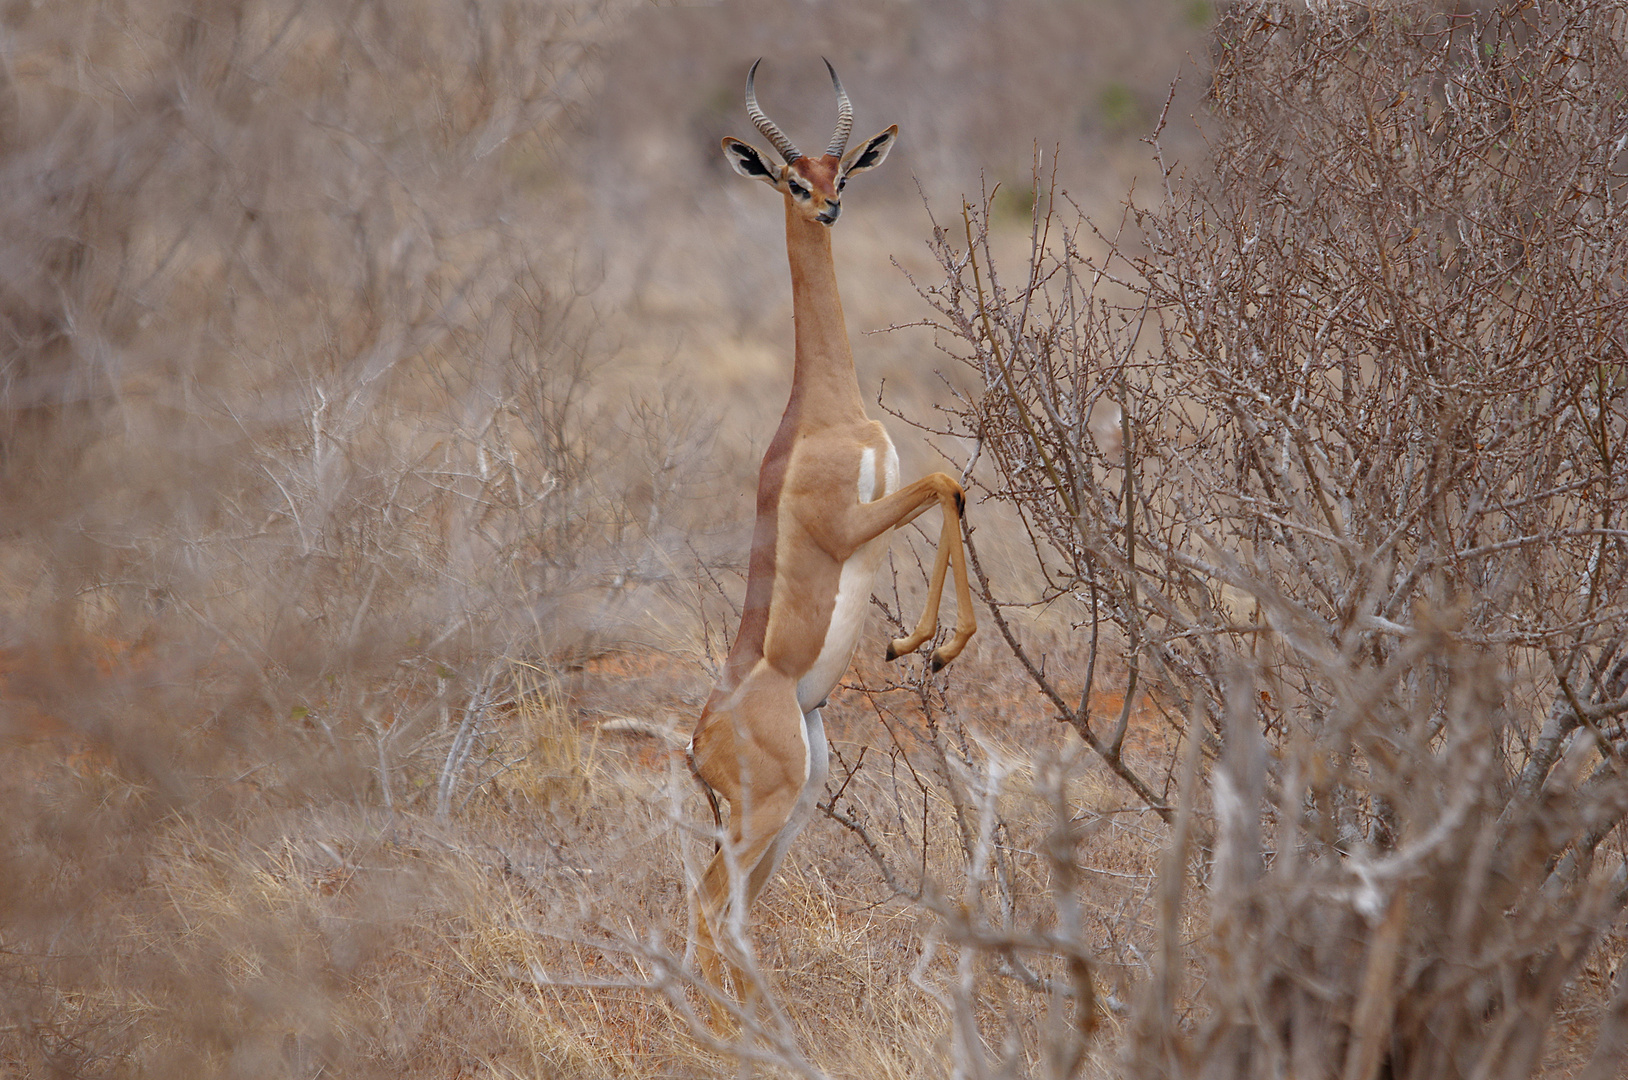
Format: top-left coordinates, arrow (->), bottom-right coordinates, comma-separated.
824,58 -> 853,158
744,59 -> 801,163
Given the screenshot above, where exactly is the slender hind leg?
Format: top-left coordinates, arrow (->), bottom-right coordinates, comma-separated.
695,790 -> 801,1022
690,668 -> 814,1024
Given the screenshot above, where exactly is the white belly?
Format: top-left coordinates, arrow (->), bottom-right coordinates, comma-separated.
796,534 -> 890,711
795,440 -> 900,712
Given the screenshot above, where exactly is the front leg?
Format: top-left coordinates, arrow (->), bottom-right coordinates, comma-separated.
811,472 -> 977,670
884,483 -> 976,670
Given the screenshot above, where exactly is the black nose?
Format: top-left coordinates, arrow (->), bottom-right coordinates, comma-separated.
817,202 -> 841,225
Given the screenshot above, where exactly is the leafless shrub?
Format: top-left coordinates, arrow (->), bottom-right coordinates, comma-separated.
897,1 -> 1628,1075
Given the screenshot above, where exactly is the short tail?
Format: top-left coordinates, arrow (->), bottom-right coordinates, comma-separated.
686,746 -> 724,854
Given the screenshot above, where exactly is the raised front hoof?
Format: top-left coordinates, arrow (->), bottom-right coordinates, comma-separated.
885,639 -> 909,662
929,639 -> 971,672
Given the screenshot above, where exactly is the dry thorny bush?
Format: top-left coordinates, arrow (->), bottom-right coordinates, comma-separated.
897,2 -> 1628,1077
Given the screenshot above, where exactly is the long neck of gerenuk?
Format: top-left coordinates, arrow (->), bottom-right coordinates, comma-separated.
783,201 -> 867,427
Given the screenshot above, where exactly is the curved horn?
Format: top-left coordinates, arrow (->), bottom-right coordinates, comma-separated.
823,58 -> 853,158
745,59 -> 801,163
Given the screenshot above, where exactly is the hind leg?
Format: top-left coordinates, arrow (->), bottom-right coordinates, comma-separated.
690,666 -> 815,1023
696,705 -> 830,1002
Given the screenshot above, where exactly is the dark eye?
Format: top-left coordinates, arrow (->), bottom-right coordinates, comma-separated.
837,176 -> 847,192
787,179 -> 810,199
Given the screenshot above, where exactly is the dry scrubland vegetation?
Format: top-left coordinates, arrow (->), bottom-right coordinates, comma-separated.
2,1 -> 1627,1078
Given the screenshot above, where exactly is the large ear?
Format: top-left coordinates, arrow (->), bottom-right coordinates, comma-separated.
722,137 -> 782,187
837,125 -> 897,180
